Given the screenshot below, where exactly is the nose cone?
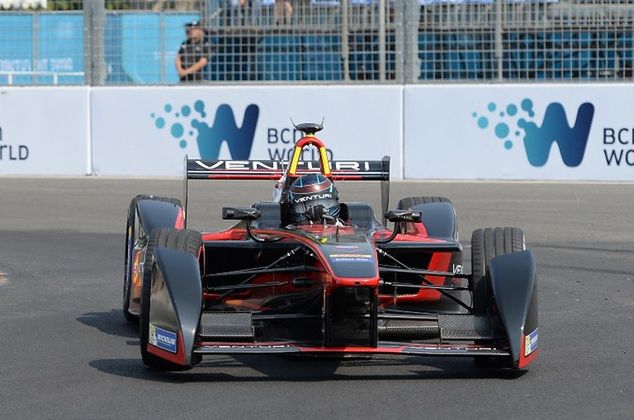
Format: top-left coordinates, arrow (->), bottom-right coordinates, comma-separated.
321,238 -> 379,288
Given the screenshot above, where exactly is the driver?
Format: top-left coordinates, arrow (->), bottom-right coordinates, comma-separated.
284,173 -> 341,225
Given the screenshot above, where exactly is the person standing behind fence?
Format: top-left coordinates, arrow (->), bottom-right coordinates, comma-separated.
175,20 -> 211,83
274,0 -> 293,25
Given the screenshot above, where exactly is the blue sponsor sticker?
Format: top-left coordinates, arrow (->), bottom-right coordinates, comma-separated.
149,324 -> 178,353
331,257 -> 373,263
329,253 -> 373,263
524,328 -> 538,356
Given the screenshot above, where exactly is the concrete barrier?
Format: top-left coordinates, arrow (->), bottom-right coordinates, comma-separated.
0,87 -> 89,175
404,84 -> 634,180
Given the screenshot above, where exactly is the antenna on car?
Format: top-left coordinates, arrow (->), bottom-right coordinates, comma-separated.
290,118 -> 324,136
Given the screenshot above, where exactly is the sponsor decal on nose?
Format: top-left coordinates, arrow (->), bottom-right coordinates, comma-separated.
149,324 -> 178,353
524,328 -> 538,356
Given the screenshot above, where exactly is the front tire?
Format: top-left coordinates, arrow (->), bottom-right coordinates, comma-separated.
471,227 -> 526,368
123,195 -> 182,323
139,228 -> 202,370
123,206 -> 137,322
471,227 -> 525,314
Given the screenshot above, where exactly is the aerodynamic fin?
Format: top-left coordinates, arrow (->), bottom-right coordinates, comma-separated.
185,159 -> 389,181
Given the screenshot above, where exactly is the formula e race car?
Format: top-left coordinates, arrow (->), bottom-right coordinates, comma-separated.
123,123 -> 539,371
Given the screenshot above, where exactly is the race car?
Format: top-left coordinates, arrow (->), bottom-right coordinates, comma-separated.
123,123 -> 538,371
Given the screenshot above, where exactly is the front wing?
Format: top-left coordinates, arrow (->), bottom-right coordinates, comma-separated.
147,241 -> 537,370
194,342 -> 510,357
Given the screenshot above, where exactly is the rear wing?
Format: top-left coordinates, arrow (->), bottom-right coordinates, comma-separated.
183,156 -> 391,227
186,158 -> 390,181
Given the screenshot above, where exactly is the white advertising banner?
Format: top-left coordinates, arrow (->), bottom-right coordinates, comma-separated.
0,87 -> 89,175
404,85 -> 634,180
91,86 -> 403,178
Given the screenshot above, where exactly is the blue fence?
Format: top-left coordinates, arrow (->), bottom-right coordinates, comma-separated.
105,13 -> 199,84
0,12 -> 198,85
207,34 -> 346,82
1,11 -> 633,84
0,12 -> 84,85
419,31 -> 634,80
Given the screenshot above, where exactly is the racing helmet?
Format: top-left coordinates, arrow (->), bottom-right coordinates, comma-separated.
287,174 -> 340,224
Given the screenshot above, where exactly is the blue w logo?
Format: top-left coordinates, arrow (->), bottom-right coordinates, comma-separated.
151,101 -> 260,160
518,103 -> 594,167
473,99 -> 594,167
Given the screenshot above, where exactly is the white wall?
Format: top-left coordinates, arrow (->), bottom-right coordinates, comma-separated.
2,84 -> 634,181
91,86 -> 403,178
404,84 -> 634,180
0,87 -> 89,175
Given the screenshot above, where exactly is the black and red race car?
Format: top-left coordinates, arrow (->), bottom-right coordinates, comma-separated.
123,123 -> 538,371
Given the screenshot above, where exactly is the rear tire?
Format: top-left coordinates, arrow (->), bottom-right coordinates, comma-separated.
398,196 -> 461,309
139,228 -> 202,370
123,195 -> 182,323
397,196 -> 451,209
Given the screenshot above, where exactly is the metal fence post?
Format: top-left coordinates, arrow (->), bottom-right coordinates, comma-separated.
85,0 -> 106,86
378,0 -> 386,82
33,12 -> 40,85
94,0 -> 106,85
160,12 -> 166,83
394,0 -> 403,83
495,0 -> 503,81
402,0 -> 419,83
342,0 -> 350,81
83,2 -> 92,85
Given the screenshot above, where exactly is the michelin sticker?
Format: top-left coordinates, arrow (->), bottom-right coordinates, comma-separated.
524,328 -> 538,356
149,324 -> 178,353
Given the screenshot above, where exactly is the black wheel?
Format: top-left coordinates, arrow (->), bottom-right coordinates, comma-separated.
139,228 -> 202,370
123,205 -> 137,322
471,227 -> 525,368
397,196 -> 451,210
398,196 -> 456,239
470,227 -> 525,314
123,195 -> 182,323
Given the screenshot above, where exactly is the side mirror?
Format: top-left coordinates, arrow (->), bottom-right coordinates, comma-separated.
384,210 -> 422,223
376,210 -> 422,244
222,207 -> 260,221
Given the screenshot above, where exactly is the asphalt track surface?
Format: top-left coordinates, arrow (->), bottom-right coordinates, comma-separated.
0,178 -> 632,419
